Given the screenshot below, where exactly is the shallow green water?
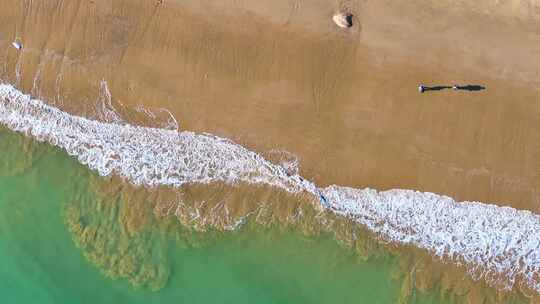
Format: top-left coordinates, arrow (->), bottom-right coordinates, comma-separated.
0,129 -> 443,303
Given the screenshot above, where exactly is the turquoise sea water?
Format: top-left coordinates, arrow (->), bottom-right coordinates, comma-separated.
0,128 -> 445,303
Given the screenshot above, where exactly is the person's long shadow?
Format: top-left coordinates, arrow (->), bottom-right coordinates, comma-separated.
420,84 -> 486,93
455,85 -> 486,91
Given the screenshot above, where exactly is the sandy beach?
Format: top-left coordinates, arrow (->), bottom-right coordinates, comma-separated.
2,1 -> 540,301
1,0 -> 540,212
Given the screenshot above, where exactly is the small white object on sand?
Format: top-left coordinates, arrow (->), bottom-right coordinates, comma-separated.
11,41 -> 22,50
333,13 -> 353,28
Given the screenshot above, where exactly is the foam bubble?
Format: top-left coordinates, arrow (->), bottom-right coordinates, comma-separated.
0,82 -> 539,294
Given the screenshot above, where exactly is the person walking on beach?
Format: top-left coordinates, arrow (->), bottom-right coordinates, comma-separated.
418,84 -> 485,93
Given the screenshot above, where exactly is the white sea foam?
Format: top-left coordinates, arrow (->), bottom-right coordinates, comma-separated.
266,149 -> 300,175
96,79 -> 124,124
321,186 -> 540,293
134,104 -> 180,131
0,82 -> 539,294
0,83 -> 310,192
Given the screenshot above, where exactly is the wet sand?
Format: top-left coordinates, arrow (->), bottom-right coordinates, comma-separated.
1,0 -> 540,213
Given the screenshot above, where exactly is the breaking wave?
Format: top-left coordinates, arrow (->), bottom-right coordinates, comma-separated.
0,83 -> 539,295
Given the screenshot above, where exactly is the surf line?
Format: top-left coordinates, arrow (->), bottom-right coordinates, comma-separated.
0,82 -> 539,295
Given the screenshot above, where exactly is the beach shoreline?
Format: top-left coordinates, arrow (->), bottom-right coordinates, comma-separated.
2,0 -> 540,302
2,0 -> 540,212
1,82 -> 540,298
